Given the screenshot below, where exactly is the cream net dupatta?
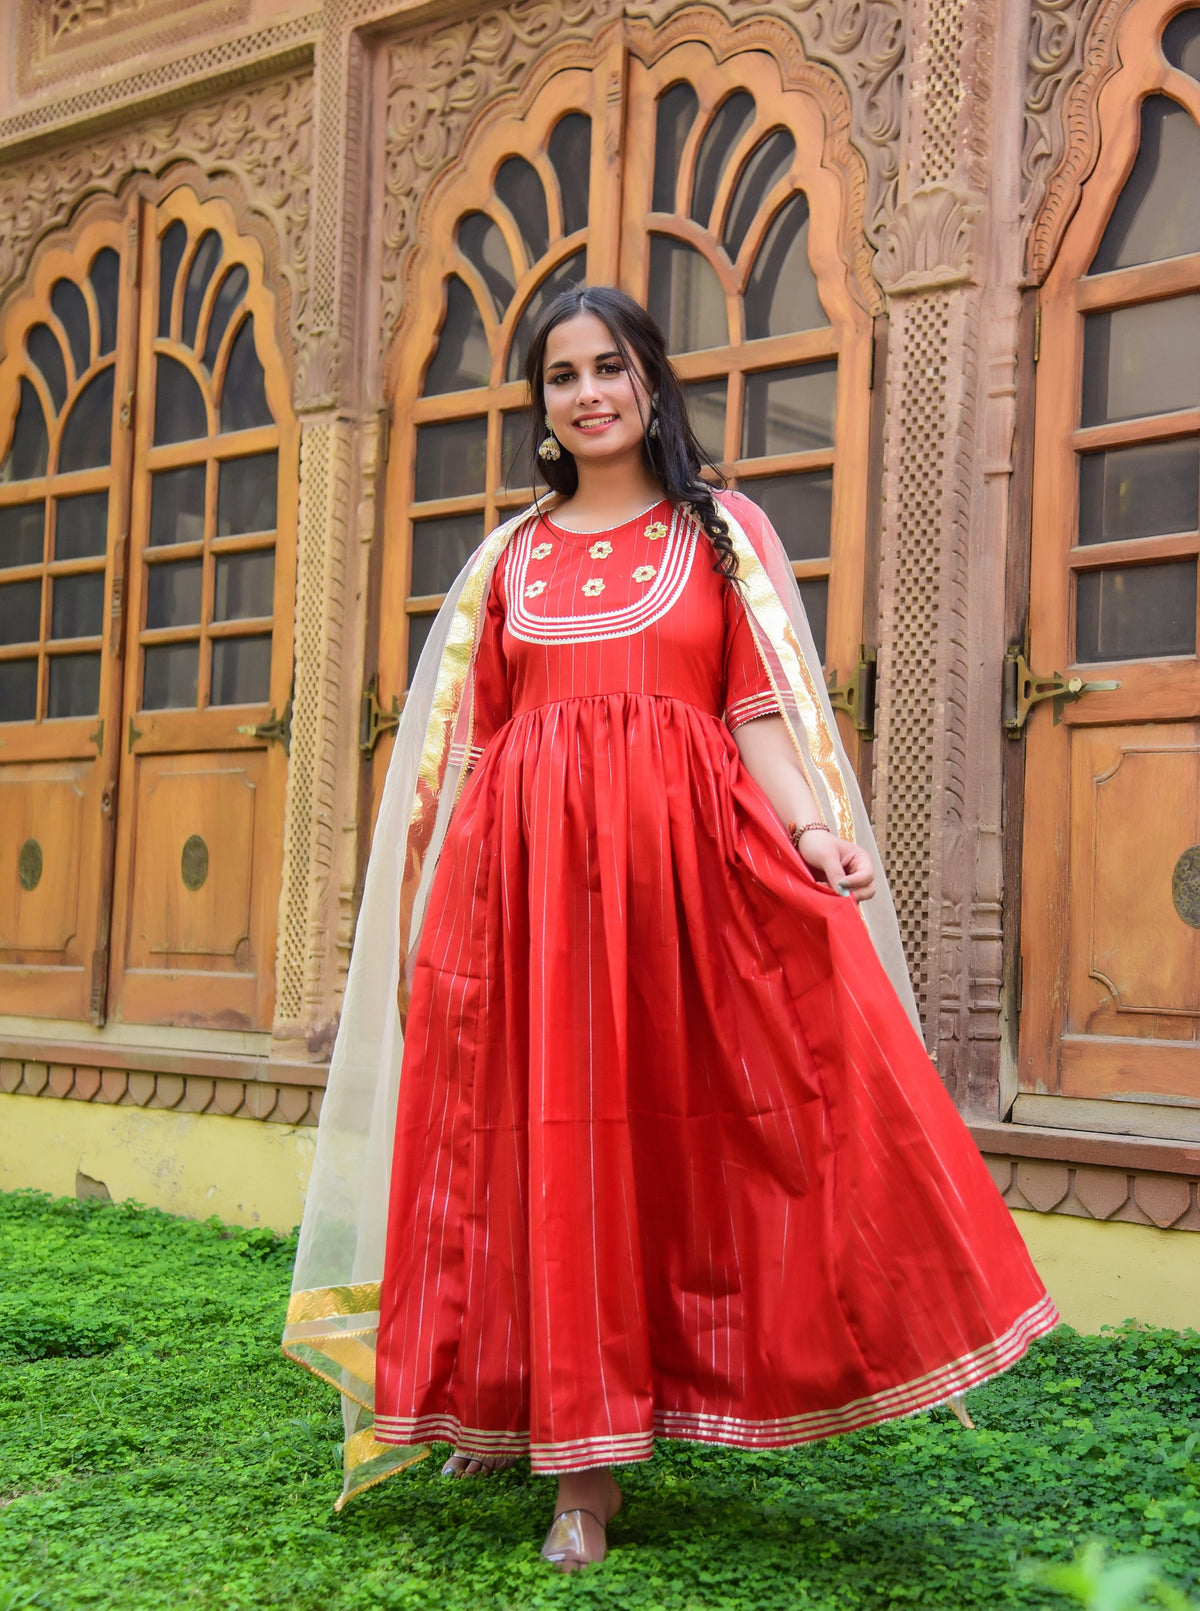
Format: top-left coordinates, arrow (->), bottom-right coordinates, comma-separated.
282,496 -> 918,1508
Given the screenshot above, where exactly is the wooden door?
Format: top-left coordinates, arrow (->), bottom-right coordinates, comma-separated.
106,189 -> 297,1029
1019,8 -> 1200,1119
0,209 -> 139,1022
376,21 -> 876,807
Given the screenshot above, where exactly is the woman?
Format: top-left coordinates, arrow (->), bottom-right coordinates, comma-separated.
284,287 -> 1057,1570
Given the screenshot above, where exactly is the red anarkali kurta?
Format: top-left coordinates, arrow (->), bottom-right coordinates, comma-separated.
373,491 -> 1055,1471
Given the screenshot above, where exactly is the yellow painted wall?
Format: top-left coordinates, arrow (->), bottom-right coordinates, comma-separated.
0,1092 -> 314,1232
1,1094 -> 1197,1332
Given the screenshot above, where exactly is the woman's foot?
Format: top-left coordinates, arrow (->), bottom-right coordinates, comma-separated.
541,1469 -> 622,1572
441,1450 -> 518,1478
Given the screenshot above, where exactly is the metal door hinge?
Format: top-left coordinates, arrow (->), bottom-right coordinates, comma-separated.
127,716 -> 143,752
360,674 -> 400,756
827,648 -> 877,738
1002,646 -> 1119,735
237,695 -> 293,754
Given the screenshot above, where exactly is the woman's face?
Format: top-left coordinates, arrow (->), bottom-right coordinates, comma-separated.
541,311 -> 651,467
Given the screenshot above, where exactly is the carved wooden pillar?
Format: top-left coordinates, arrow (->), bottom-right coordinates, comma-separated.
872,0 -> 1031,1115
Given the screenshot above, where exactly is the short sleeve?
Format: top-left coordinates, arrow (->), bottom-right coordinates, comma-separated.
462,564 -> 510,767
722,586 -> 779,731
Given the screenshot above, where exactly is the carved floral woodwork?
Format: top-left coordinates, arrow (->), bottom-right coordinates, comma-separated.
17,0 -> 252,97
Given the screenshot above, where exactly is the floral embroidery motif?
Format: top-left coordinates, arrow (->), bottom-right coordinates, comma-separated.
643,521 -> 668,542
525,579 -> 548,598
531,542 -> 553,560
633,565 -> 656,583
581,578 -> 605,597
589,540 -> 613,560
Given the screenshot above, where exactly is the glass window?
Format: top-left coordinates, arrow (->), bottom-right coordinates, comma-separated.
55,492 -> 108,561
458,213 -> 516,319
742,363 -> 837,458
27,324 -> 68,414
506,252 -> 587,382
548,115 -> 591,235
0,579 -> 41,645
214,552 -> 274,621
210,635 -> 272,705
217,453 -> 277,536
406,612 -> 437,687
0,503 -> 45,569
157,220 -> 188,339
0,658 -> 38,722
797,579 -> 828,663
653,84 -> 700,213
182,231 -> 223,348
219,320 -> 272,433
154,355 -> 207,445
1090,98 -> 1200,273
647,237 -> 728,354
145,560 -> 203,629
494,157 -> 550,264
723,130 -> 796,261
415,419 -> 487,502
2,380 -> 49,482
50,573 -> 104,640
89,248 -> 120,356
46,652 -> 100,718
142,642 -> 199,709
51,280 -> 91,378
1077,439 -> 1199,544
1075,558 -> 1197,661
202,265 -> 249,375
1080,296 -> 1200,425
150,465 -> 206,547
501,411 -> 535,490
742,470 -> 833,561
410,513 -> 487,596
683,379 -> 727,463
59,368 -> 115,470
427,278 -> 491,395
691,92 -> 756,228
744,195 -> 827,340
1163,8 -> 1200,80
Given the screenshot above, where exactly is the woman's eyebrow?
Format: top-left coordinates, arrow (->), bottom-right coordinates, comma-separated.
545,350 -> 622,373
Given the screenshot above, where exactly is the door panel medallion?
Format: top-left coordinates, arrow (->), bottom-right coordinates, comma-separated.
17,838 -> 42,891
180,833 -> 209,892
1172,845 -> 1200,928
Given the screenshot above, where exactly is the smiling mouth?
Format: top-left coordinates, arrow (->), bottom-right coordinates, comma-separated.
574,414 -> 618,430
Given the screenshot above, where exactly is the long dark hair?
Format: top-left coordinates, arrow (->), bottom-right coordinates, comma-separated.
521,285 -> 737,580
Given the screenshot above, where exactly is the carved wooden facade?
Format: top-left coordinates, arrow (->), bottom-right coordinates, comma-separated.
1,0 -> 1198,1238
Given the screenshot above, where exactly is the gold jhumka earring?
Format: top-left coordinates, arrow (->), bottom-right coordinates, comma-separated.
537,414 -> 561,462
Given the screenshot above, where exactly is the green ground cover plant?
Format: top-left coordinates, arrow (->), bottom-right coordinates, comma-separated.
0,1189 -> 1197,1611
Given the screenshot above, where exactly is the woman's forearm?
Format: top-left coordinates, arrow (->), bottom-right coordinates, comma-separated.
732,715 -> 823,829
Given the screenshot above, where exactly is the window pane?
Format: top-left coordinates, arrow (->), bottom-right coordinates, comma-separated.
742,471 -> 833,561
723,130 -> 796,261
653,83 -> 700,213
1075,559 -> 1197,661
1091,98 -> 1200,274
458,213 -> 515,319
1078,439 -> 1199,544
683,379 -> 727,463
47,652 -> 100,718
743,363 -> 837,458
89,247 -> 120,355
1163,8 -> 1200,78
797,578 -> 828,663
142,642 -> 199,709
51,280 -> 91,378
506,252 -> 587,383
151,465 -> 206,547
146,560 -> 203,629
220,319 -> 272,433
210,635 -> 271,705
428,278 -> 492,395
158,220 -> 188,339
411,513 -> 486,596
548,114 -> 591,235
55,491 -> 108,560
51,573 -> 104,640
502,411 -> 535,489
0,658 -> 37,722
182,231 -> 223,349
2,379 -> 49,482
745,194 -> 826,339
647,237 -> 728,354
154,355 -> 207,445
691,91 -> 756,228
494,156 -> 549,264
59,368 -> 114,470
202,265 -> 249,375
217,453 -> 277,535
214,552 -> 274,620
0,579 -> 41,645
415,418 -> 487,502
407,612 -> 436,687
27,324 -> 68,414
1081,297 -> 1200,425
0,503 -> 45,569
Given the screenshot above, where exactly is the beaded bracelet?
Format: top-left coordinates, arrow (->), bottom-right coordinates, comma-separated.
788,820 -> 829,852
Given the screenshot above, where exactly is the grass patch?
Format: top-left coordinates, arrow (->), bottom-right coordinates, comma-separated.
0,1188 -> 1197,1610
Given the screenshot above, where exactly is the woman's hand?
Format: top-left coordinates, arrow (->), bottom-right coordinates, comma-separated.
796,829 -> 876,902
